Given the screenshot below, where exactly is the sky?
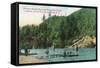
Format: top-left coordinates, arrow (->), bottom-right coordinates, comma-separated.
19,4 -> 81,27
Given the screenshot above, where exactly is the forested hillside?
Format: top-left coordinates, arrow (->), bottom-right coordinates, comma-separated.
19,8 -> 96,50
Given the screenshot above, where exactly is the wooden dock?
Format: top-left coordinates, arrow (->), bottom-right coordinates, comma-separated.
49,51 -> 79,57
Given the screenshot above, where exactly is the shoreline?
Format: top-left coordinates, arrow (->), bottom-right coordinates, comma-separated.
19,55 -> 48,64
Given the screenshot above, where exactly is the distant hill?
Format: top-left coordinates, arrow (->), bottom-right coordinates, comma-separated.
39,8 -> 96,48
19,8 -> 96,50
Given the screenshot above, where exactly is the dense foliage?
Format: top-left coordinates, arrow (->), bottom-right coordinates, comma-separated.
19,8 -> 96,53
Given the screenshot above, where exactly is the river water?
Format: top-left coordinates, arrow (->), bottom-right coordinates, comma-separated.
21,48 -> 96,62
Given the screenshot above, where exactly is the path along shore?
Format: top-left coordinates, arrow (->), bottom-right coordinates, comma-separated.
19,55 -> 48,64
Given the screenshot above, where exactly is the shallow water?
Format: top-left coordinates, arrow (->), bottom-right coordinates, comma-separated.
21,48 -> 96,62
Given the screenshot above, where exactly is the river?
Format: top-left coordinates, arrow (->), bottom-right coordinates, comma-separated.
21,48 -> 96,62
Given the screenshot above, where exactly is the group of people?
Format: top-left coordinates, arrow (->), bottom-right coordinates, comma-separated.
45,48 -> 79,58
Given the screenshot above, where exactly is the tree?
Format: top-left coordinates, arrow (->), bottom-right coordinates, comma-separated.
49,12 -> 51,17
19,25 -> 35,55
42,14 -> 46,21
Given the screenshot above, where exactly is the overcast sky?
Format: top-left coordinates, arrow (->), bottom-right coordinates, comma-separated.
19,4 -> 81,27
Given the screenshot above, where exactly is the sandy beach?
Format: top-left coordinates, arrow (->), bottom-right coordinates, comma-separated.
19,55 -> 48,64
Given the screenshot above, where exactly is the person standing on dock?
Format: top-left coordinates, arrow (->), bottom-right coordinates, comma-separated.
63,49 -> 66,58
45,48 -> 49,57
76,45 -> 79,56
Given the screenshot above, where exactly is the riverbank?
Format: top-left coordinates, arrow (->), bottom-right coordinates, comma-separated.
69,35 -> 96,48
19,55 -> 48,64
